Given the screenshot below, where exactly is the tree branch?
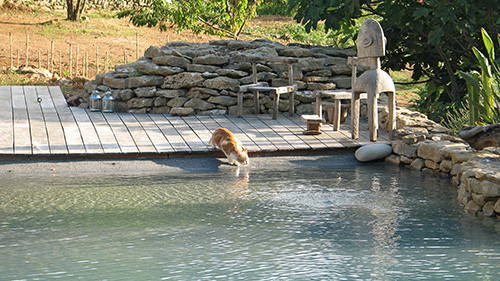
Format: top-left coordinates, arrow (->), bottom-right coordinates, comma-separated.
434,43 -> 460,101
197,16 -> 233,37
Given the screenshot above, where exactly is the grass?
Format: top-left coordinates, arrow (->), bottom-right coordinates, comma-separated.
36,21 -> 142,39
390,70 -> 422,107
34,12 -> 144,40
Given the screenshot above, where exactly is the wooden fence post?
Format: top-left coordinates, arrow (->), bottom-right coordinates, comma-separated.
136,32 -> 139,60
59,50 -> 62,76
82,51 -> 86,77
69,44 -> 73,77
85,51 -> 89,78
25,34 -> 29,67
105,51 -> 109,73
76,46 -> 79,76
51,41 -> 54,74
10,32 -> 13,68
96,45 -> 99,75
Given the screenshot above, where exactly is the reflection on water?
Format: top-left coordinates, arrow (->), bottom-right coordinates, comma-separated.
1,156 -> 500,280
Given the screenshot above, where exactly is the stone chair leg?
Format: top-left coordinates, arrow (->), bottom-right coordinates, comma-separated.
368,91 -> 378,142
237,91 -> 243,118
388,91 -> 396,139
272,91 -> 280,120
333,99 -> 341,131
254,91 -> 260,114
289,91 -> 295,117
351,92 -> 361,139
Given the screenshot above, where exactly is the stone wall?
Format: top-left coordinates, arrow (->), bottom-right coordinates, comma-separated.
383,107 -> 500,219
83,40 -> 360,116
3,0 -> 135,11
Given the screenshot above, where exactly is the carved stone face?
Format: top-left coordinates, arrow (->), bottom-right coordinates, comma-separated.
357,19 -> 386,58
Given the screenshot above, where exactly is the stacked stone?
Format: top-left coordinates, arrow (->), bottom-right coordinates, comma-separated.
83,40 -> 357,115
385,107 -> 500,218
453,148 -> 500,217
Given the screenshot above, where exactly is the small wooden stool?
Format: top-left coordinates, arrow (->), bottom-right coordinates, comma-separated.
300,115 -> 325,135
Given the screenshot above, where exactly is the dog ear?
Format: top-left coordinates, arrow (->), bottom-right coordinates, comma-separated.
243,148 -> 248,154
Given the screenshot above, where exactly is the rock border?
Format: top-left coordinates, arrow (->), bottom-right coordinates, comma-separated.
382,106 -> 500,218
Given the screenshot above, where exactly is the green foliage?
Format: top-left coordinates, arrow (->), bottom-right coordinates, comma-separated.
257,0 -> 295,16
459,28 -> 500,124
246,22 -> 354,47
441,103 -> 470,136
410,82 -> 448,122
410,83 -> 468,134
118,0 -> 261,39
290,0 -> 500,105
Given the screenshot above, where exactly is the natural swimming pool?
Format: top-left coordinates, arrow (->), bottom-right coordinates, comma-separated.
1,155 -> 500,280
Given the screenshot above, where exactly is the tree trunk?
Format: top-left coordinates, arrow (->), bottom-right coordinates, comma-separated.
66,0 -> 87,21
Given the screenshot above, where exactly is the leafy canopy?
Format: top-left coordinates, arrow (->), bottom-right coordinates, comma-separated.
118,0 -> 261,39
290,0 -> 500,103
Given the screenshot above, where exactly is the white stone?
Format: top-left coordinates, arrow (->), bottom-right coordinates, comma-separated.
355,143 -> 392,162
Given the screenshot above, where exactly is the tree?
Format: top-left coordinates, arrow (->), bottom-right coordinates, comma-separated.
66,0 -> 87,21
118,0 -> 261,40
289,0 -> 500,103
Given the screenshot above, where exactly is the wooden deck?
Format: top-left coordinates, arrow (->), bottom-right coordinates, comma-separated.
0,85 -> 390,159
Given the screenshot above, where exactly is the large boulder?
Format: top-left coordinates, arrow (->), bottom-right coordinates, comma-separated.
203,76 -> 240,91
162,72 -> 205,89
355,143 -> 392,162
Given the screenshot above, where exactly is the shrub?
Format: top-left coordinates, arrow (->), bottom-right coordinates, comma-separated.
459,28 -> 500,124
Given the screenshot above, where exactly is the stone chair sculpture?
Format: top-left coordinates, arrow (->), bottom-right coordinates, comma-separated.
236,55 -> 298,119
351,19 -> 396,142
313,56 -> 368,131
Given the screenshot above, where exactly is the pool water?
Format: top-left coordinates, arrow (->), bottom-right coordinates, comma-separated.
1,155 -> 500,280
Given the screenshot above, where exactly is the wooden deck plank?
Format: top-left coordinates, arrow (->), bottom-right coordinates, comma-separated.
290,116 -> 345,149
47,86 -> 86,154
11,86 -> 32,154
227,115 -> 278,152
134,113 -> 174,153
181,116 -> 212,148
24,86 -> 50,154
0,86 -> 13,154
103,113 -> 139,154
254,114 -> 310,150
36,86 -> 68,154
168,116 -> 208,152
69,107 -> 104,154
118,113 -> 157,153
87,111 -> 121,153
286,114 -> 349,149
210,115 -> 261,151
239,114 -> 294,151
149,114 -> 191,153
195,115 -> 220,135
274,114 -> 328,150
338,119 -> 391,145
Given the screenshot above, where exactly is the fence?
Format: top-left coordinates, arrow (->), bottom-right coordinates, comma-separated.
6,31 -> 158,80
